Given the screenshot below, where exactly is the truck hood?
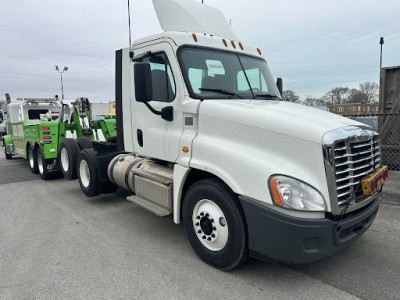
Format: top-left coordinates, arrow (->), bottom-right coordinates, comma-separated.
199,100 -> 366,144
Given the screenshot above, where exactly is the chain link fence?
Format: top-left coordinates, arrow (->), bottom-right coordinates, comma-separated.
348,113 -> 400,171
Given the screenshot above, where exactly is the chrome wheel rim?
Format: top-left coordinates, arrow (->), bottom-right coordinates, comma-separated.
38,154 -> 44,174
61,148 -> 69,172
29,149 -> 34,168
80,160 -> 90,188
192,199 -> 229,251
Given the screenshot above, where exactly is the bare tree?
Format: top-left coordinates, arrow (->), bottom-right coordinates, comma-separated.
303,97 -> 325,106
359,81 -> 379,103
323,87 -> 350,104
347,88 -> 367,103
282,90 -> 300,103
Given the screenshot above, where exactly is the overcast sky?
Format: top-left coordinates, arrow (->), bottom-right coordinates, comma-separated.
0,0 -> 399,102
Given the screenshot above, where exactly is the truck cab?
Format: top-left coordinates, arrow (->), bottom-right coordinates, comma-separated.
76,0 -> 387,270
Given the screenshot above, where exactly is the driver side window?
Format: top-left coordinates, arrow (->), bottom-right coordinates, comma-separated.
142,53 -> 176,102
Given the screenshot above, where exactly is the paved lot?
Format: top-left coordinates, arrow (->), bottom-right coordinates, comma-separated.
0,154 -> 399,299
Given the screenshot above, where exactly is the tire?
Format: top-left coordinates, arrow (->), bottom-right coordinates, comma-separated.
102,181 -> 119,194
75,137 -> 93,150
37,146 -> 51,180
77,149 -> 102,197
59,138 -> 80,180
27,144 -> 39,174
183,178 -> 248,270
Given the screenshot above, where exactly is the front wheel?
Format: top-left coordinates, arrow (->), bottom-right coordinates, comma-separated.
183,178 -> 248,270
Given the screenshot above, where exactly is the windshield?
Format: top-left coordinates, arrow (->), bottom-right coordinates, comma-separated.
179,47 -> 281,100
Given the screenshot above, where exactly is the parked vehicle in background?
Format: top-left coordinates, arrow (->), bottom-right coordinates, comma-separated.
3,97 -> 117,180
0,109 -> 7,138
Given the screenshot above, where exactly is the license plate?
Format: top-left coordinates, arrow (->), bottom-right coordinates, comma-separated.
361,166 -> 388,196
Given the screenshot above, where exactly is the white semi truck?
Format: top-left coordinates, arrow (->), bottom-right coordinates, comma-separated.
70,0 -> 387,270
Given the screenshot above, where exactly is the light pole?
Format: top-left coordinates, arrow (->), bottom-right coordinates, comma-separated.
379,37 -> 384,70
54,65 -> 68,100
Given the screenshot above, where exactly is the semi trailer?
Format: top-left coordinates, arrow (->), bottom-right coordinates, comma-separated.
3,97 -> 117,180
71,0 -> 386,270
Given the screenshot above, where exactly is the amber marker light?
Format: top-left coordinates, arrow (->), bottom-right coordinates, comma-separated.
182,146 -> 189,153
239,42 -> 244,50
192,33 -> 198,42
270,178 -> 284,207
257,48 -> 262,55
231,41 -> 236,48
222,39 -> 228,47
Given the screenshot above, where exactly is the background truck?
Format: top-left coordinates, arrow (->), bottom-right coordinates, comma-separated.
68,0 -> 386,270
0,109 -> 7,138
3,97 -> 117,180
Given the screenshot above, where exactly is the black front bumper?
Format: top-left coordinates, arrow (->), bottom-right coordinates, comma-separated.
239,193 -> 381,264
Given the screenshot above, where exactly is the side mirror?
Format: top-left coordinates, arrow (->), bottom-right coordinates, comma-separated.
134,63 -> 152,102
276,77 -> 283,96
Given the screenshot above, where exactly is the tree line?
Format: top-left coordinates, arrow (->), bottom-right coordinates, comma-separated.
282,81 -> 379,106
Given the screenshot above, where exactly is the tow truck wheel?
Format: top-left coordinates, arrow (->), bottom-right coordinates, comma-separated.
78,149 -> 102,197
28,145 -> 38,174
183,178 -> 248,270
75,137 -> 93,150
59,138 -> 80,180
37,146 -> 51,180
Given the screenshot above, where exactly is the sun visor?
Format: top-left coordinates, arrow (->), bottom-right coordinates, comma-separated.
152,0 -> 238,41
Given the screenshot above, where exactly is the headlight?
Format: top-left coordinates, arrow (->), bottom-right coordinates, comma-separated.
269,175 -> 325,211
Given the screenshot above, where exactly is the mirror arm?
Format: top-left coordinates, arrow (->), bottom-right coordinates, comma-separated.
143,101 -> 161,116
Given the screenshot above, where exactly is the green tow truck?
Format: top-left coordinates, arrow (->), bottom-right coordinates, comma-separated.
3,97 -> 117,180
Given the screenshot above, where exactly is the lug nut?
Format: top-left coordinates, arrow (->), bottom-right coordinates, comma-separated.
211,234 -> 215,238
198,230 -> 202,233
210,219 -> 214,223
200,212 -> 204,216
207,237 -> 211,241
212,227 -> 216,231
196,216 -> 200,220
195,222 -> 199,226
202,235 -> 206,239
205,213 -> 209,217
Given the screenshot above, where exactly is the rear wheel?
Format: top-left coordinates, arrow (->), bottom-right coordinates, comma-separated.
28,145 -> 38,174
59,138 -> 80,180
75,137 -> 93,150
78,149 -> 102,197
183,178 -> 248,270
37,147 -> 51,180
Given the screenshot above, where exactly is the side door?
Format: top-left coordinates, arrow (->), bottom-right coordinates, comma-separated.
131,42 -> 184,162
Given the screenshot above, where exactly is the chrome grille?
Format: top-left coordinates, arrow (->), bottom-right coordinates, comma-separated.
334,135 -> 381,205
323,126 -> 382,212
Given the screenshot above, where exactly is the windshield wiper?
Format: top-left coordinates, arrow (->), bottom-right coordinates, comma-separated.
255,93 -> 281,100
199,88 -> 243,99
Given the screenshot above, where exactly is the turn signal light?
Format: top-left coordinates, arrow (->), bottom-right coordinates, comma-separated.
192,33 -> 198,42
222,39 -> 228,47
239,42 -> 244,50
43,136 -> 51,140
231,41 -> 236,48
182,146 -> 189,153
270,178 -> 284,207
257,48 -> 262,55
42,127 -> 49,130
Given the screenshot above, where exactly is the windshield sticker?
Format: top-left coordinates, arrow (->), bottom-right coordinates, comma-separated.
206,60 -> 225,75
